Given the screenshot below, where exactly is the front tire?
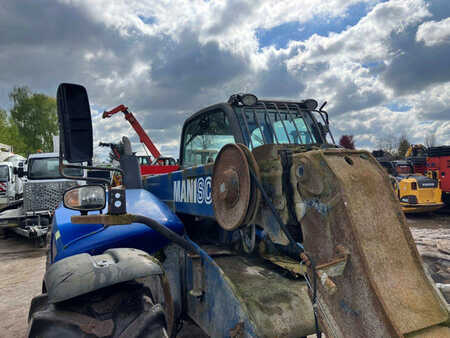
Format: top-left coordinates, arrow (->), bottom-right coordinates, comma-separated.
28,280 -> 168,338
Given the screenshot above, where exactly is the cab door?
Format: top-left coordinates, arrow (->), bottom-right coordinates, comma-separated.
180,108 -> 238,168
144,106 -> 241,218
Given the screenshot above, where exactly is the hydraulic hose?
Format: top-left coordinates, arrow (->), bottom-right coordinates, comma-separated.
131,215 -> 200,256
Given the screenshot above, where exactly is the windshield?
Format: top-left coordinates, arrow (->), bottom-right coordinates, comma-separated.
28,157 -> 83,180
0,166 -> 9,181
234,105 -> 321,149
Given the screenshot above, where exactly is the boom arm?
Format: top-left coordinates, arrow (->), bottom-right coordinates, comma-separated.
102,105 -> 161,160
98,142 -> 121,160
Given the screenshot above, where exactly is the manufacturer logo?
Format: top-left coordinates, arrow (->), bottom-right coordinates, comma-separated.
173,176 -> 212,204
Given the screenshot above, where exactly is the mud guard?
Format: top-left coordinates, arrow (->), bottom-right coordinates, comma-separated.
292,149 -> 449,337
45,248 -> 162,303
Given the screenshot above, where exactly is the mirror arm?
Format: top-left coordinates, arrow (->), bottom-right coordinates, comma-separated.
313,108 -> 335,144
58,157 -> 123,185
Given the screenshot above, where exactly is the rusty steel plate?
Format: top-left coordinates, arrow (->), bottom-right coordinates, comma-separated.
237,144 -> 261,225
212,144 -> 251,231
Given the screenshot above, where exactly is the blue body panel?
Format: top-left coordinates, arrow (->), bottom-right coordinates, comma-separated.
144,165 -> 215,217
51,189 -> 184,262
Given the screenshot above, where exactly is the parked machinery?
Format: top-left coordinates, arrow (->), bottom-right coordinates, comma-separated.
391,160 -> 444,213
374,155 -> 444,214
405,144 -> 428,175
28,84 -> 449,337
102,104 -> 179,175
427,146 -> 450,205
0,152 -> 83,246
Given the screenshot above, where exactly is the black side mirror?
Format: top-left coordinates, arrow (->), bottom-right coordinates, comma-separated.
57,83 -> 93,163
17,163 -> 24,178
13,167 -> 18,175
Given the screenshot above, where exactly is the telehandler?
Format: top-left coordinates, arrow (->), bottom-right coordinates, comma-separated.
28,84 -> 449,337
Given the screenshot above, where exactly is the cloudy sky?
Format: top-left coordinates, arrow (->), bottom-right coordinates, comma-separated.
0,0 -> 449,160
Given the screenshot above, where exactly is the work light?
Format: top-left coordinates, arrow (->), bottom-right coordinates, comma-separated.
241,94 -> 258,106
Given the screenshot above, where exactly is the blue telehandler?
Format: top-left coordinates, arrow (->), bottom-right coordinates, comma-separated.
28,84 -> 449,337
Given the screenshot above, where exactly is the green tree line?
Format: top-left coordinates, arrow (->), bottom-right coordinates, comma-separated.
0,87 -> 58,156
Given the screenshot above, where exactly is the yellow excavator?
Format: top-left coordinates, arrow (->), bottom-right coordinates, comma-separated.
381,160 -> 444,213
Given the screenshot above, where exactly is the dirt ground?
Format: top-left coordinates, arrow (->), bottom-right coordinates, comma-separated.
0,234 -> 46,338
1,210 -> 449,338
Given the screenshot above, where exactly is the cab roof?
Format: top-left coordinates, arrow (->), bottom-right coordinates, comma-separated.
28,152 -> 59,159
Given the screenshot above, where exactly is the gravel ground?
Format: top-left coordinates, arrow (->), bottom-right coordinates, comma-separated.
1,210 -> 449,338
0,233 -> 46,338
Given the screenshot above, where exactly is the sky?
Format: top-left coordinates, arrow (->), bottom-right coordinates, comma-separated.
0,0 -> 449,161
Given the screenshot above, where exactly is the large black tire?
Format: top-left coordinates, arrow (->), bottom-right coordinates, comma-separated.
443,192 -> 450,206
28,280 -> 168,338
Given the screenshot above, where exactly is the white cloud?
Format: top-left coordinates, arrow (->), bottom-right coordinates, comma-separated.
1,0 -> 449,158
416,17 -> 450,46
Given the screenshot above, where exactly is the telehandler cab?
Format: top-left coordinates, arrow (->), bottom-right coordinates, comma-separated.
28,84 -> 449,337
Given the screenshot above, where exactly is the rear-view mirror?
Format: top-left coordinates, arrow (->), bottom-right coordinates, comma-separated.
57,83 -> 93,163
17,163 -> 25,178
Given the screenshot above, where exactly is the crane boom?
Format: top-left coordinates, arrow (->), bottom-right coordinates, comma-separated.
102,104 -> 161,160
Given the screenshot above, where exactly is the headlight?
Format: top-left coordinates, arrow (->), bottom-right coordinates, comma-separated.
304,99 -> 318,110
63,185 -> 106,211
400,195 -> 417,204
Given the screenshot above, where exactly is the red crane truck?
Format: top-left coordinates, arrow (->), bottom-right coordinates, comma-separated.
102,104 -> 179,175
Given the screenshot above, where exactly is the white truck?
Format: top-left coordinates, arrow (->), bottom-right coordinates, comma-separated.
0,152 -> 83,246
0,161 -> 23,209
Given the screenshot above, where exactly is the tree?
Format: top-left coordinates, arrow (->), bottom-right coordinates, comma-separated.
0,109 -> 7,130
0,108 -> 27,155
9,86 -> 58,154
339,135 -> 355,149
397,135 -> 410,159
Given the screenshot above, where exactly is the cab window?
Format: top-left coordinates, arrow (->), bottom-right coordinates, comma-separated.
182,110 -> 235,167
250,116 -> 316,148
138,156 -> 152,165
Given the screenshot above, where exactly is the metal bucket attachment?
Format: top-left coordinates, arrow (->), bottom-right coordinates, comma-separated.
292,149 -> 449,337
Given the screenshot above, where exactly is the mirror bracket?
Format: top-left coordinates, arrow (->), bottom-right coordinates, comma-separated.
108,187 -> 126,215
58,157 -> 123,185
59,158 -> 128,215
